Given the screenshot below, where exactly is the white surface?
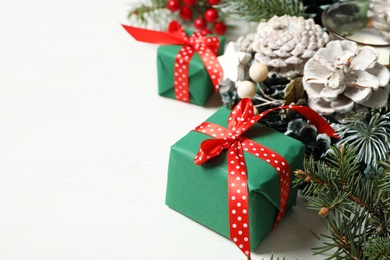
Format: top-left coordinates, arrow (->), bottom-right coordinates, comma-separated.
0,1 -> 331,259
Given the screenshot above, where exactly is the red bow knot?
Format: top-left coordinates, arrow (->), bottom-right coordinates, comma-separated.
122,21 -> 222,102
194,98 -> 338,259
194,100 -> 257,166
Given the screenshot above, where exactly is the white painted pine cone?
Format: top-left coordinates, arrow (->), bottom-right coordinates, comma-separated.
302,40 -> 390,115
237,33 -> 255,53
253,15 -> 329,79
369,1 -> 390,41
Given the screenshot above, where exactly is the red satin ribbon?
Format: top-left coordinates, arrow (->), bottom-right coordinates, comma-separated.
194,99 -> 338,259
122,21 -> 222,102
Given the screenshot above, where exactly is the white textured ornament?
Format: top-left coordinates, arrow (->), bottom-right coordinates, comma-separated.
249,62 -> 268,82
303,40 -> 390,115
237,81 -> 256,98
253,15 -> 330,78
217,42 -> 252,82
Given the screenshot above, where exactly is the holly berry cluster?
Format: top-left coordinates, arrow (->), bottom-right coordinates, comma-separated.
166,0 -> 227,35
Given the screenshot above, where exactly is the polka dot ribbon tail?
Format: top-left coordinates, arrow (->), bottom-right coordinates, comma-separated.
121,21 -> 222,103
194,98 -> 338,259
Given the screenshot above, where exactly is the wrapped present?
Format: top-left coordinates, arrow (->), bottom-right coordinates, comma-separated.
122,21 -> 225,106
165,99 -> 338,258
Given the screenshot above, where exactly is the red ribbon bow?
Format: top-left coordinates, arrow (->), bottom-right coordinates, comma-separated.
121,21 -> 222,102
194,98 -> 338,259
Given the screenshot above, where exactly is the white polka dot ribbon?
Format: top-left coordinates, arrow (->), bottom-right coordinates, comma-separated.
173,30 -> 222,102
193,98 -> 338,259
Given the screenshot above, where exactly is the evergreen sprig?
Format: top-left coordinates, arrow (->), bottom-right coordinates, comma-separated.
217,0 -> 305,22
125,0 -> 327,32
263,253 -> 292,260
294,145 -> 390,259
364,236 -> 390,260
127,0 -> 174,29
334,107 -> 390,167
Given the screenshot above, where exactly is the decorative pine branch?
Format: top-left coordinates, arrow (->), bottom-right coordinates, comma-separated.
127,0 -> 175,29
333,106 -> 390,169
126,0 -> 309,31
294,145 -> 390,259
217,0 -> 305,22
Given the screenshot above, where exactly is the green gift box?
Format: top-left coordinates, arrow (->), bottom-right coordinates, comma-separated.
157,35 -> 225,106
165,106 -> 305,250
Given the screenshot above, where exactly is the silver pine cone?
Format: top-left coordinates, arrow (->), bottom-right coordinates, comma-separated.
303,40 -> 390,116
369,1 -> 390,42
253,15 -> 329,79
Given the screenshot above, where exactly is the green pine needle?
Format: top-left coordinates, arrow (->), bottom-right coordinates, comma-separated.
217,0 -> 305,22
335,107 -> 390,167
364,236 -> 390,259
264,253 -> 292,260
295,145 -> 390,259
127,0 -> 174,30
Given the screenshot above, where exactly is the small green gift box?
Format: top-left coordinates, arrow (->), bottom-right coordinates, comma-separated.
122,22 -> 225,106
165,105 -> 305,250
157,35 -> 225,106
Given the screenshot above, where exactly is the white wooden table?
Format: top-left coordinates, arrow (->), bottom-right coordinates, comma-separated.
0,1 -> 332,259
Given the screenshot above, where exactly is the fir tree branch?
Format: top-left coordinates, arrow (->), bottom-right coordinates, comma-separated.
348,194 -> 381,216
364,236 -> 390,260
297,145 -> 390,259
334,107 -> 390,168
217,0 -> 305,22
127,0 -> 174,29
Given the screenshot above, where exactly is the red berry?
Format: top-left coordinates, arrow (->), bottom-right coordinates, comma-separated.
168,20 -> 181,32
194,17 -> 207,30
200,28 -> 212,35
204,8 -> 219,23
213,21 -> 227,35
208,0 -> 221,4
183,0 -> 196,6
179,6 -> 193,21
166,0 -> 181,12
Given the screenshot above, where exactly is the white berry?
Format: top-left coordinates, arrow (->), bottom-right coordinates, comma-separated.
237,81 -> 256,98
249,62 -> 268,82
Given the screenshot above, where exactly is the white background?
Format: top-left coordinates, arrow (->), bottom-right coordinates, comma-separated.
0,1 -> 332,259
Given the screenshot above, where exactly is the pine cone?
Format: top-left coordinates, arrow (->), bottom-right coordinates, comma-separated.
236,33 -> 255,53
253,15 -> 330,79
369,1 -> 390,42
303,40 -> 390,116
